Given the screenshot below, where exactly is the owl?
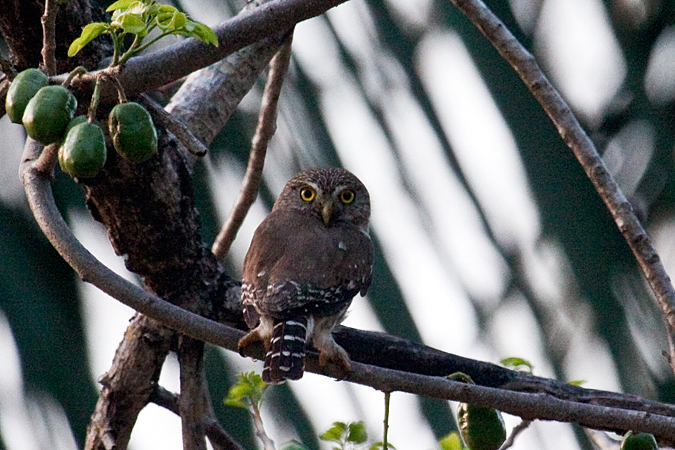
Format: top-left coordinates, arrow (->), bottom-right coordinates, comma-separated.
238,167 -> 373,384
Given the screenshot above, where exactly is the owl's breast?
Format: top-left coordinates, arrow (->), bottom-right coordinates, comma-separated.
241,209 -> 373,318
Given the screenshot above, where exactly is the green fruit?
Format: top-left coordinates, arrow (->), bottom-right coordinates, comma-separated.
621,431 -> 658,450
5,68 -> 49,123
58,121 -> 107,178
62,115 -> 88,135
458,403 -> 506,450
23,85 -> 77,145
108,102 -> 158,163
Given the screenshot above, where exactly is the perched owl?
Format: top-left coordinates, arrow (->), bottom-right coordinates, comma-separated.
238,168 -> 374,384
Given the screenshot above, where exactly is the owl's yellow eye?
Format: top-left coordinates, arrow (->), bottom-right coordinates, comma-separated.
340,189 -> 355,204
300,186 -> 316,202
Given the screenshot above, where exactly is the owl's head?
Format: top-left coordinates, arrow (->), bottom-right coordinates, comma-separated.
274,167 -> 371,231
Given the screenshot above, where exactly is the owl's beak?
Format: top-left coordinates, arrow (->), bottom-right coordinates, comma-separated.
320,200 -> 334,226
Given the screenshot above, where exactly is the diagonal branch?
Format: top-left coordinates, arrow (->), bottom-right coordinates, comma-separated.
448,0 -> 675,371
55,0 -> 348,105
178,338 -> 208,450
19,136 -> 675,442
211,33 -> 294,260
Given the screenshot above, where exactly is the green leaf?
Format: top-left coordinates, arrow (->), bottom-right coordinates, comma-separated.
189,21 -> 219,47
223,372 -> 266,408
68,22 -> 108,56
110,8 -> 124,23
347,422 -> 368,444
568,380 -> 586,386
158,4 -> 179,14
439,433 -> 464,450
500,357 -> 534,373
168,12 -> 187,31
125,1 -> 146,16
141,2 -> 162,17
106,0 -> 136,12
320,422 -> 348,442
115,12 -> 147,35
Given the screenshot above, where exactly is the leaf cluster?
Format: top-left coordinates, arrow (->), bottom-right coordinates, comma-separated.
223,371 -> 267,409
321,421 -> 392,450
68,0 -> 218,66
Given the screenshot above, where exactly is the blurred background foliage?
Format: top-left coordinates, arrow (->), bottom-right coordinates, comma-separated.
1,0 -> 675,449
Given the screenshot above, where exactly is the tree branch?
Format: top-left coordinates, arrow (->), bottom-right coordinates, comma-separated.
165,33 -> 285,149
448,0 -> 675,371
39,0 -> 58,75
499,419 -> 532,450
249,398 -> 276,450
18,137 -> 675,442
178,338 -> 208,450
211,33 -> 294,259
55,0 -> 347,106
150,386 -> 246,450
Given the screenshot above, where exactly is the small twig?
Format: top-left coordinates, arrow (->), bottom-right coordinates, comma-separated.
138,94 -> 208,157
448,0 -> 675,375
211,32 -> 294,259
498,419 -> 532,450
249,398 -> 276,450
87,74 -> 105,123
40,0 -> 59,76
150,385 -> 180,413
62,66 -> 87,87
105,71 -> 127,103
383,392 -> 391,450
31,143 -> 58,178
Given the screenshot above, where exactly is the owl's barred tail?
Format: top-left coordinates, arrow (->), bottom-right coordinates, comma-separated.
263,318 -> 308,384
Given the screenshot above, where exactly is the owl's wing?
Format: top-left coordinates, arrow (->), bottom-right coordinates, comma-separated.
243,210 -> 373,318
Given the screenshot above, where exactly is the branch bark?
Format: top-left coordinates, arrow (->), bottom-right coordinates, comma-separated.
178,338 -> 208,450
39,0 -> 58,75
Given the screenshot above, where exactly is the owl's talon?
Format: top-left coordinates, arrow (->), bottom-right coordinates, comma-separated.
237,329 -> 262,357
318,345 -> 352,380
